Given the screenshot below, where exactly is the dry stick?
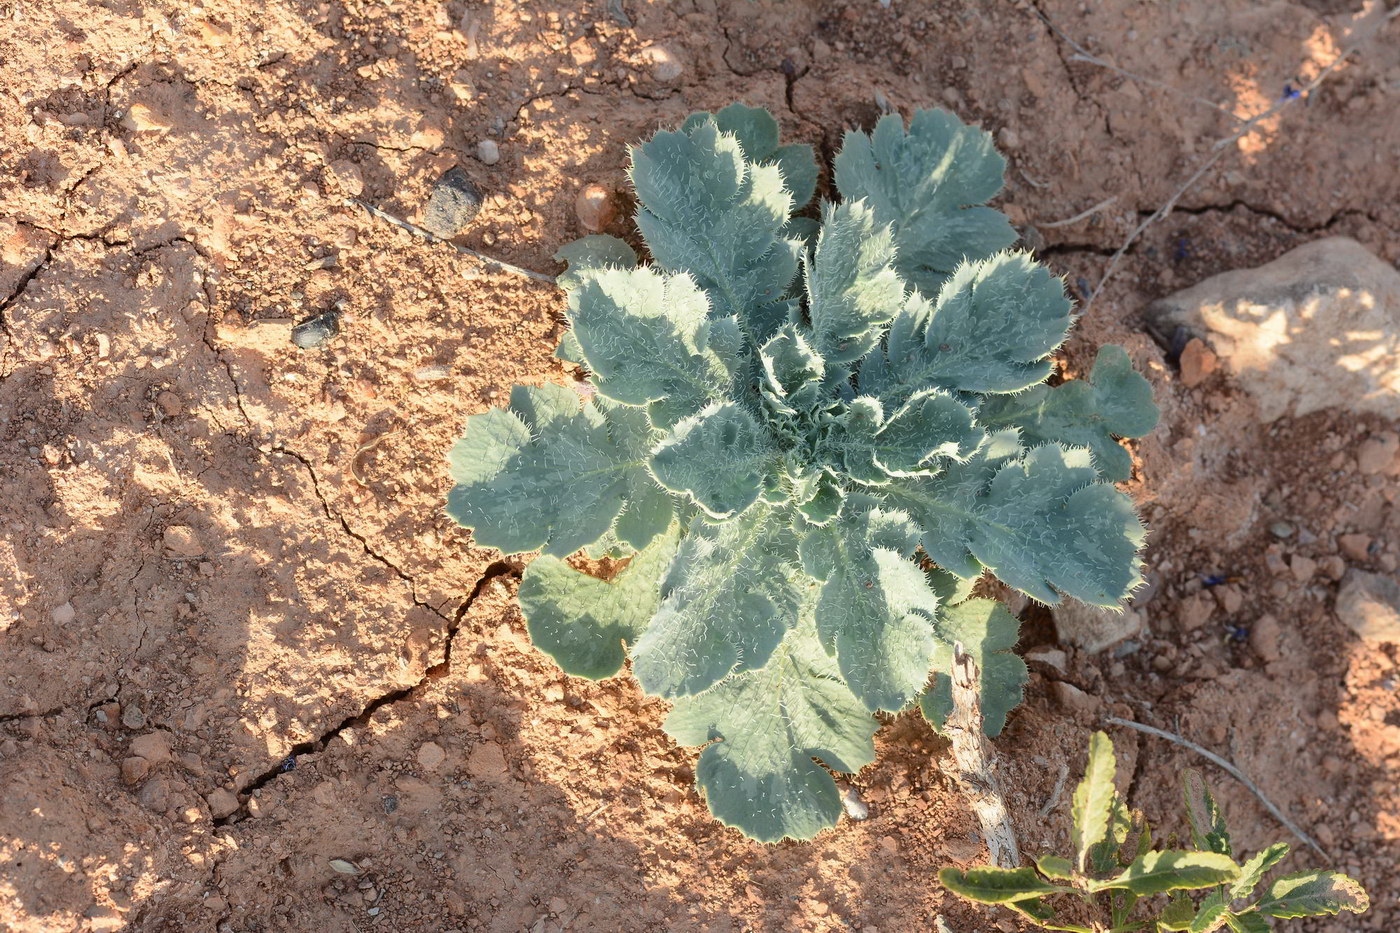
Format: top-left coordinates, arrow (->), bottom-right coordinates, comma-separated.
1105,716 -> 1327,859
1036,760 -> 1071,820
1082,5 -> 1400,314
343,197 -> 556,285
942,647 -> 1020,868
1038,195 -> 1118,229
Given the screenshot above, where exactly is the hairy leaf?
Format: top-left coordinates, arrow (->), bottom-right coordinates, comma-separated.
650,401 -> 775,519
919,598 -> 1027,737
805,200 -> 904,367
1092,850 -> 1240,895
939,866 -> 1074,905
448,384 -> 651,556
834,109 -> 1017,295
1183,768 -> 1233,857
1255,871 -> 1369,918
1230,843 -> 1289,901
631,119 -> 799,342
1072,731 -> 1118,872
683,102 -> 818,210
598,399 -> 675,550
800,507 -> 938,712
520,526 -> 680,678
663,619 -> 877,842
977,344 -> 1159,482
631,505 -> 803,698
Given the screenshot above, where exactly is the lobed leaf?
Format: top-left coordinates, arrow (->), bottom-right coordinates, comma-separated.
683,102 -> 818,210
1254,871 -> 1369,918
447,384 -> 651,557
919,598 -> 1028,737
649,401 -> 776,519
1072,731 -> 1119,872
663,619 -> 878,842
1229,842 -> 1289,902
834,109 -> 1017,296
630,505 -> 804,698
977,344 -> 1160,482
1183,768 -> 1233,857
598,399 -> 676,550
520,526 -> 680,679
804,200 -> 905,367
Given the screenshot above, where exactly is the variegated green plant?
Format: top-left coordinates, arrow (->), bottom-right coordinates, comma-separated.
941,732 -> 1370,931
447,104 -> 1159,841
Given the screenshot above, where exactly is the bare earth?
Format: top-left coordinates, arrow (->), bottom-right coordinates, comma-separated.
2,0 -> 1399,930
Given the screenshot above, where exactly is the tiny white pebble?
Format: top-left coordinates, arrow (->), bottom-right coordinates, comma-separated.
841,786 -> 869,821
476,139 -> 500,165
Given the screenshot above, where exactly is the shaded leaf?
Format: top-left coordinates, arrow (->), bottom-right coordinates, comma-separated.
1223,913 -> 1271,933
1183,768 -> 1233,857
919,598 -> 1028,737
939,866 -> 1075,904
1158,891 -> 1197,930
1230,843 -> 1289,901
1255,871 -> 1369,918
1191,889 -> 1230,932
650,401 -> 776,519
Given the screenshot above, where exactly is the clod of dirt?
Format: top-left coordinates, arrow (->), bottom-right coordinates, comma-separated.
575,184 -> 617,233
162,525 -> 204,559
1336,568 -> 1400,643
121,703 -> 146,730
129,732 -> 172,763
1052,599 -> 1143,654
206,788 -> 239,819
1051,681 -> 1101,716
120,757 -> 149,785
1146,237 -> 1400,422
476,139 -> 500,165
1250,613 -> 1282,662
466,740 -> 509,779
639,44 -> 683,82
121,102 -> 173,134
291,309 -> 341,349
1356,431 -> 1400,475
50,602 -> 75,625
1177,337 -> 1218,388
420,165 -> 483,238
323,159 -> 364,197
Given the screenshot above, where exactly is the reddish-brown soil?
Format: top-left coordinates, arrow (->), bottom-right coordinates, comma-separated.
2,1 -> 1398,931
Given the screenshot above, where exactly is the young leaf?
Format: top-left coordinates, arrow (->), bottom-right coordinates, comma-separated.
630,505 -> 803,698
1091,850 -> 1240,896
939,866 -> 1075,905
662,619 -> 878,842
1072,731 -> 1118,872
1190,889 -> 1230,932
649,401 -> 775,519
1222,913 -> 1271,933
1229,842 -> 1289,901
1254,871 -> 1369,918
631,119 -> 799,342
683,102 -> 818,210
1183,768 -> 1233,857
799,507 -> 938,712
520,526 -> 680,679
834,109 -> 1016,295
1035,854 -> 1074,881
566,266 -> 740,428
804,200 -> 905,367
1158,891 -> 1197,930
976,344 -> 1160,482
920,598 -> 1028,737
447,384 -> 650,557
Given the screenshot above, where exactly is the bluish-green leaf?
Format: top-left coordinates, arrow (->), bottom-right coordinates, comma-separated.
977,345 -> 1159,482
447,384 -> 649,557
649,401 -> 776,519
1255,871 -> 1369,918
834,109 -> 1016,296
805,200 -> 904,367
800,507 -> 938,712
663,619 -> 877,842
598,399 -> 674,550
555,235 -> 639,363
520,526 -> 680,679
683,102 -> 817,209
631,120 -> 800,343
869,388 -> 983,475
566,266 -> 740,428
631,504 -> 804,698
919,598 -> 1028,737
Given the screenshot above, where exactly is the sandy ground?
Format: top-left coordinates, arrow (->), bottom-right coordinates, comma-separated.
2,0 -> 1399,930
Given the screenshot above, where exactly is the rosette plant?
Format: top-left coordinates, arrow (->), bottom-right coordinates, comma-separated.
447,104 -> 1158,841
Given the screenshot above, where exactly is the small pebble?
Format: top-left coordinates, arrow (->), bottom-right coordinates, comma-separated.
575,184 -> 617,233
639,45 -> 683,82
122,703 -> 147,730
840,785 -> 869,821
1250,613 -> 1281,662
1269,521 -> 1295,539
413,365 -> 451,382
122,102 -> 174,134
329,859 -> 361,875
421,166 -> 483,238
417,741 -> 446,770
292,310 -> 341,349
121,757 -> 150,784
1338,533 -> 1373,563
1178,337 -> 1218,388
51,602 -> 76,626
206,788 -> 239,820
476,139 -> 500,165
324,159 -> 364,197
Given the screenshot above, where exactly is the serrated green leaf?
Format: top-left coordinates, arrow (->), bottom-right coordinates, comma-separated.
1036,854 -> 1074,881
1191,889 -> 1230,932
566,266 -> 740,428
1073,732 -> 1118,872
919,598 -> 1027,737
1223,913 -> 1271,933
520,526 -> 679,678
631,120 -> 799,344
871,388 -> 983,474
598,399 -> 674,550
887,440 -> 1146,606
804,200 -> 904,367
631,505 -> 804,698
662,618 -> 877,842
649,401 -> 776,519
1087,797 -> 1137,877
1182,768 -> 1232,857
1158,891 -> 1197,930
834,109 -> 1016,296
448,384 -> 651,557
683,102 -> 818,210
799,507 -> 938,712
1255,871 -> 1369,918
760,323 -> 826,415
1229,843 -> 1289,901
554,234 -> 638,289
940,866 -> 1075,905
1092,850 -> 1240,896
976,345 -> 1160,482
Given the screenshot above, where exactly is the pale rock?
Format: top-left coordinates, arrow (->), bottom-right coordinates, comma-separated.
1335,569 -> 1400,643
1178,337 -> 1218,388
122,102 -> 174,133
1339,533 -> 1373,563
206,787 -> 240,819
1290,555 -> 1317,582
1176,593 -> 1214,632
476,139 -> 500,165
1051,681 -> 1101,715
51,601 -> 76,625
639,45 -> 683,81
467,740 -> 509,779
416,741 -> 446,770
1145,237 -> 1400,423
121,756 -> 150,784
1356,432 -> 1399,475
324,160 -> 364,197
1024,645 -> 1068,674
1052,600 -> 1143,654
1211,584 -> 1243,615
130,731 -> 173,763
162,525 -> 204,558
1250,613 -> 1282,662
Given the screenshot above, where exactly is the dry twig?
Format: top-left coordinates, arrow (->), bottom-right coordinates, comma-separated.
941,647 -> 1020,868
